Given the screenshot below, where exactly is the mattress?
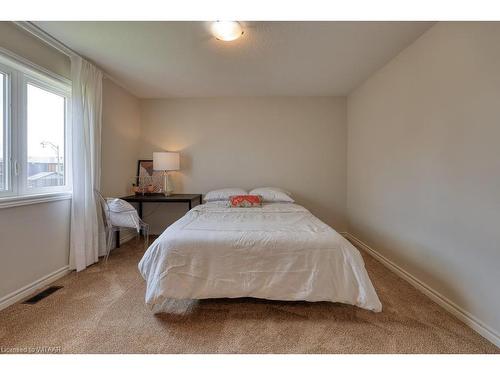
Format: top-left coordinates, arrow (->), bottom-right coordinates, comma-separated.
138,201 -> 382,312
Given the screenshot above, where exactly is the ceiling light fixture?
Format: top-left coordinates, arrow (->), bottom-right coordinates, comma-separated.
211,21 -> 244,41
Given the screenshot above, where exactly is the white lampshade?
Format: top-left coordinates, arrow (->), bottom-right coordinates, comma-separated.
153,152 -> 180,171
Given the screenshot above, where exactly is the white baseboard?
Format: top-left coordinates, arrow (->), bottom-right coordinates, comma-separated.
341,232 -> 500,349
0,265 -> 71,311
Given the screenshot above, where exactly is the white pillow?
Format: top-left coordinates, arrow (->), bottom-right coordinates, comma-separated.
204,188 -> 247,202
105,198 -> 141,231
249,187 -> 294,203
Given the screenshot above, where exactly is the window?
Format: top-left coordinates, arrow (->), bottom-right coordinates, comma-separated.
0,51 -> 71,201
27,83 -> 66,189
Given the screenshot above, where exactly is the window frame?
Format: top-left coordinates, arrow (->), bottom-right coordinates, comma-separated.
0,49 -> 72,204
0,61 -> 15,198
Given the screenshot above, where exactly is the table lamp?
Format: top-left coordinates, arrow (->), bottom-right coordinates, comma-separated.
153,151 -> 180,196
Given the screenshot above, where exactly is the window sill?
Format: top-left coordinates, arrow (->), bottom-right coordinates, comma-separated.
0,192 -> 72,209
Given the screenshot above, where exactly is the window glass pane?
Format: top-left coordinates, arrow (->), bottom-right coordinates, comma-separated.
27,83 -> 65,188
0,73 -> 5,191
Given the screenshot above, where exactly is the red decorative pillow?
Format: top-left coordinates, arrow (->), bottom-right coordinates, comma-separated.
229,195 -> 263,207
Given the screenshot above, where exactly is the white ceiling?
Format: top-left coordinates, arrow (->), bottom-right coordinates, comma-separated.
34,21 -> 433,98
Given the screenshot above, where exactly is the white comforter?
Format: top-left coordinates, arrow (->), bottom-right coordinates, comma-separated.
138,202 -> 382,312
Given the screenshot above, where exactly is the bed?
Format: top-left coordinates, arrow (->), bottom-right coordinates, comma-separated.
138,196 -> 382,313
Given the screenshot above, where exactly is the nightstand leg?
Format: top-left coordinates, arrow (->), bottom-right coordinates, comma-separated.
139,202 -> 143,236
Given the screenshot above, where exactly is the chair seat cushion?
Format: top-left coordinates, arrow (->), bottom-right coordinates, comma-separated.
106,198 -> 141,230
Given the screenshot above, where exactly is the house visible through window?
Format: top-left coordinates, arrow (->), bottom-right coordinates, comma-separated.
27,83 -> 66,189
0,52 -> 71,200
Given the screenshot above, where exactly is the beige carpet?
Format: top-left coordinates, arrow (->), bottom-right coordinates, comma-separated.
0,237 -> 498,354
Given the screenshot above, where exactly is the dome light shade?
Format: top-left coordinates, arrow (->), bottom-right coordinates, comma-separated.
211,21 -> 243,41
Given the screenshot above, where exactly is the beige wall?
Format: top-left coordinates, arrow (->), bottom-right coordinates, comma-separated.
347,22 -> 500,338
101,78 -> 141,197
0,23 -> 72,303
139,97 -> 347,234
0,200 -> 71,299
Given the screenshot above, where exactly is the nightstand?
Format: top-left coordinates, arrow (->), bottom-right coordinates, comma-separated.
115,193 -> 203,247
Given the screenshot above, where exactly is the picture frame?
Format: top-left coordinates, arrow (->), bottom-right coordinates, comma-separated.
135,159 -> 163,195
137,159 -> 154,185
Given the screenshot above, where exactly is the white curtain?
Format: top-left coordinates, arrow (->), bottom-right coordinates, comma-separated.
69,56 -> 104,272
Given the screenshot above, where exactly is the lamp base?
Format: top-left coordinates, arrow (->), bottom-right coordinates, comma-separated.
163,171 -> 174,196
